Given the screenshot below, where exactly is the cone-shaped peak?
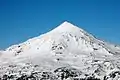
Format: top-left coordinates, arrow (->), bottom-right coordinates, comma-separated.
51,21 -> 83,33
60,21 -> 73,26
58,21 -> 79,29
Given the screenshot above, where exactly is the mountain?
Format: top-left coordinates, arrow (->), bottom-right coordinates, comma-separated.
0,21 -> 120,80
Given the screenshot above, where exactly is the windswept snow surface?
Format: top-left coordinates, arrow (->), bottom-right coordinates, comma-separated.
0,21 -> 120,80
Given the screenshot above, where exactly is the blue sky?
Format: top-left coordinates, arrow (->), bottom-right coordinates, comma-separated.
0,0 -> 120,49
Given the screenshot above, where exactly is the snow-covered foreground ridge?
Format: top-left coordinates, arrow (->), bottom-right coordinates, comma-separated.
0,21 -> 120,80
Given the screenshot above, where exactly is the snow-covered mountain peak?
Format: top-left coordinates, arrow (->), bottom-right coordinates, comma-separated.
5,22 -> 120,56
50,21 -> 83,33
5,21 -> 97,55
49,21 -> 94,43
56,21 -> 78,29
1,22 -> 120,80
55,21 -> 77,29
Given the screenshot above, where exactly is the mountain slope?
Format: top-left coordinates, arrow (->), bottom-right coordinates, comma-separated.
0,21 -> 120,80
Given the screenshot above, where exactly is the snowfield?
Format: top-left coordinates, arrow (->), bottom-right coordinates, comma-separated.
0,21 -> 120,80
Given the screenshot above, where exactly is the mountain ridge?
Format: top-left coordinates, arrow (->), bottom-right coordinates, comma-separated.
5,21 -> 120,55
0,21 -> 120,80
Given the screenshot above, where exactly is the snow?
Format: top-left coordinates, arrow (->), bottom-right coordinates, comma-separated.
0,21 -> 120,80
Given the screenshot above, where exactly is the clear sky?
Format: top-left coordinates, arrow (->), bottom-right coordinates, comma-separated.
0,0 -> 120,49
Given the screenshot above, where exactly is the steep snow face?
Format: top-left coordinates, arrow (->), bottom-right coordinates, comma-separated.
0,21 -> 120,80
5,21 -> 117,56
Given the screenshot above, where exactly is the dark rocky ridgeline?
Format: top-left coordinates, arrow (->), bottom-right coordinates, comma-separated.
0,66 -> 120,80
104,71 -> 120,80
54,67 -> 82,80
0,70 -> 58,80
53,67 -> 102,80
0,70 -> 101,80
